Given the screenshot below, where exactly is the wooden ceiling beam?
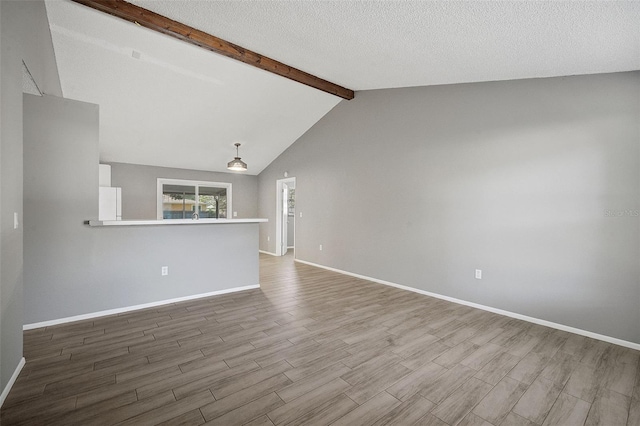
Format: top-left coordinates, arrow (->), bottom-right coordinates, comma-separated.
71,0 -> 355,100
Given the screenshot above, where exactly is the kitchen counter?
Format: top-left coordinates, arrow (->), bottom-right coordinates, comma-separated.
87,218 -> 267,227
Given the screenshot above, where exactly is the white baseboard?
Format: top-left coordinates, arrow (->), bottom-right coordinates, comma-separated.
295,259 -> 640,351
259,250 -> 278,256
1,357 -> 25,408
23,284 -> 260,331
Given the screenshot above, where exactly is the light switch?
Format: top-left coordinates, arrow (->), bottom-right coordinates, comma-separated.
13,212 -> 19,229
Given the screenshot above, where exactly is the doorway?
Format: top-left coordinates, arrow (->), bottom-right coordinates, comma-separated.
275,177 -> 295,256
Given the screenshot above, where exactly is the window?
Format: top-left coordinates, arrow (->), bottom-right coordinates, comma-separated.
157,179 -> 232,219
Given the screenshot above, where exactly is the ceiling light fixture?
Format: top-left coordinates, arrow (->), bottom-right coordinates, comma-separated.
227,143 -> 247,172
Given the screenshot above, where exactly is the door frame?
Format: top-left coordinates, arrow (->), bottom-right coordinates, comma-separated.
275,177 -> 296,256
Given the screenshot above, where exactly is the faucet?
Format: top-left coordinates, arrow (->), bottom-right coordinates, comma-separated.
192,212 -> 199,220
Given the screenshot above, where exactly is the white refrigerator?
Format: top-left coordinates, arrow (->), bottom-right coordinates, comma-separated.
99,186 -> 122,221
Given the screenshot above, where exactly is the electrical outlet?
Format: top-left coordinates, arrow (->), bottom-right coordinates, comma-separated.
267,236 -> 270,242
233,211 -> 237,217
299,212 -> 303,218
162,266 -> 169,276
475,269 -> 482,279
319,244 -> 323,251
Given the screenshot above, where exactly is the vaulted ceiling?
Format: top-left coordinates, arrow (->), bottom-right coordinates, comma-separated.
45,0 -> 640,175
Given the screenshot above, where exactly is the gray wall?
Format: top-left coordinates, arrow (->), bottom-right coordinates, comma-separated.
287,187 -> 295,248
24,94 -> 260,325
108,162 -> 258,220
258,72 -> 640,344
287,216 -> 295,248
1,0 -> 4,392
0,0 -> 62,392
24,94 -> 98,324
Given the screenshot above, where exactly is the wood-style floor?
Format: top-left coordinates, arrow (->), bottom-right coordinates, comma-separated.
2,252 -> 639,425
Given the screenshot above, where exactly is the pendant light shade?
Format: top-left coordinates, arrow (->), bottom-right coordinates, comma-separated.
227,143 -> 247,171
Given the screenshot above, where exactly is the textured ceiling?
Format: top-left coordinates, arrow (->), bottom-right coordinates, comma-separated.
46,0 -> 639,175
131,0 -> 640,90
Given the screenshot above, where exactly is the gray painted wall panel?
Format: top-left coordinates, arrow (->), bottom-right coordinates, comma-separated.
287,216 -> 295,247
0,0 -> 62,391
1,0 -> 4,385
258,72 -> 640,344
109,162 -> 258,220
23,94 -> 99,324
24,95 -> 259,325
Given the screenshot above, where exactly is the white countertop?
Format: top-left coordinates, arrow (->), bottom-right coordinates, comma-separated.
87,218 -> 267,227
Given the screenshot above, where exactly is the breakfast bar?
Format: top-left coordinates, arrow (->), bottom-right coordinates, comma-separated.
26,218 -> 267,327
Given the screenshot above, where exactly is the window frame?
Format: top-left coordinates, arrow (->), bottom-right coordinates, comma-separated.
156,178 -> 232,220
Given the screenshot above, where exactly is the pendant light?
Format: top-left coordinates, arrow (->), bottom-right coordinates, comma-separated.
227,143 -> 247,171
